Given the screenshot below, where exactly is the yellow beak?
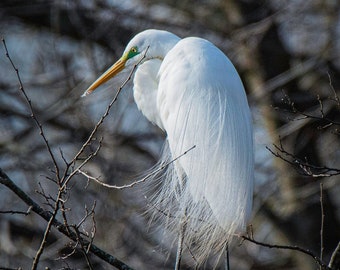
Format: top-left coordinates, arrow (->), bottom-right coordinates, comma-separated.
82,57 -> 127,96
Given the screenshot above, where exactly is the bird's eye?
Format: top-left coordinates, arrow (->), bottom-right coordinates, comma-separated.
127,46 -> 140,59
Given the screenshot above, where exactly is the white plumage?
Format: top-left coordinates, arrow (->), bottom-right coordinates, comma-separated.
84,29 -> 254,267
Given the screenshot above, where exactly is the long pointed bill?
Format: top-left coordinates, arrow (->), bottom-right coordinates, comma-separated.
82,57 -> 127,97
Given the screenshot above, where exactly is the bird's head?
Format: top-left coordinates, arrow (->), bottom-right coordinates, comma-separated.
82,29 -> 180,97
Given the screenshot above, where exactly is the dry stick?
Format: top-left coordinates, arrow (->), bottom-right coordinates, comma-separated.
241,235 -> 331,270
0,168 -> 134,270
320,182 -> 325,270
78,145 -> 196,190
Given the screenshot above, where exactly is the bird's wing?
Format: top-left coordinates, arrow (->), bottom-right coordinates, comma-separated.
157,37 -> 254,233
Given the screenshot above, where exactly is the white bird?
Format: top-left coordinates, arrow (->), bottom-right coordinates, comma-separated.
83,29 -> 254,268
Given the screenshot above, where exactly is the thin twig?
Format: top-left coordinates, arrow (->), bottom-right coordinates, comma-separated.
62,137 -> 103,189
88,203 -> 97,253
320,182 -> 325,269
266,143 -> 340,177
242,235 -> 331,270
327,73 -> 340,106
78,145 -> 196,189
31,188 -> 63,270
2,38 -> 60,180
72,225 -> 94,270
0,206 -> 32,215
73,46 -> 150,163
329,241 -> 340,268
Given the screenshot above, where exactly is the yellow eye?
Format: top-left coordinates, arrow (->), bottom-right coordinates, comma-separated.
131,47 -> 137,53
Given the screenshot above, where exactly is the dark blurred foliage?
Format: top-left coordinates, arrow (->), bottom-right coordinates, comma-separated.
0,0 -> 339,269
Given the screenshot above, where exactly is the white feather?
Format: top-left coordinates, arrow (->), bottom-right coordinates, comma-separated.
86,29 -> 254,266
153,37 -> 253,263
134,32 -> 254,264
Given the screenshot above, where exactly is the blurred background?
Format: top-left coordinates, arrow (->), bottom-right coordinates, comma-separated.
0,0 -> 339,269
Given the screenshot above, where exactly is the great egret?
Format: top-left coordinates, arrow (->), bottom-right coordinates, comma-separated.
83,29 -> 254,268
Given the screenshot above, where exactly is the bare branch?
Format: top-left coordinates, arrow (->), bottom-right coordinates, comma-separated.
0,168 -> 134,270
78,145 -> 196,190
